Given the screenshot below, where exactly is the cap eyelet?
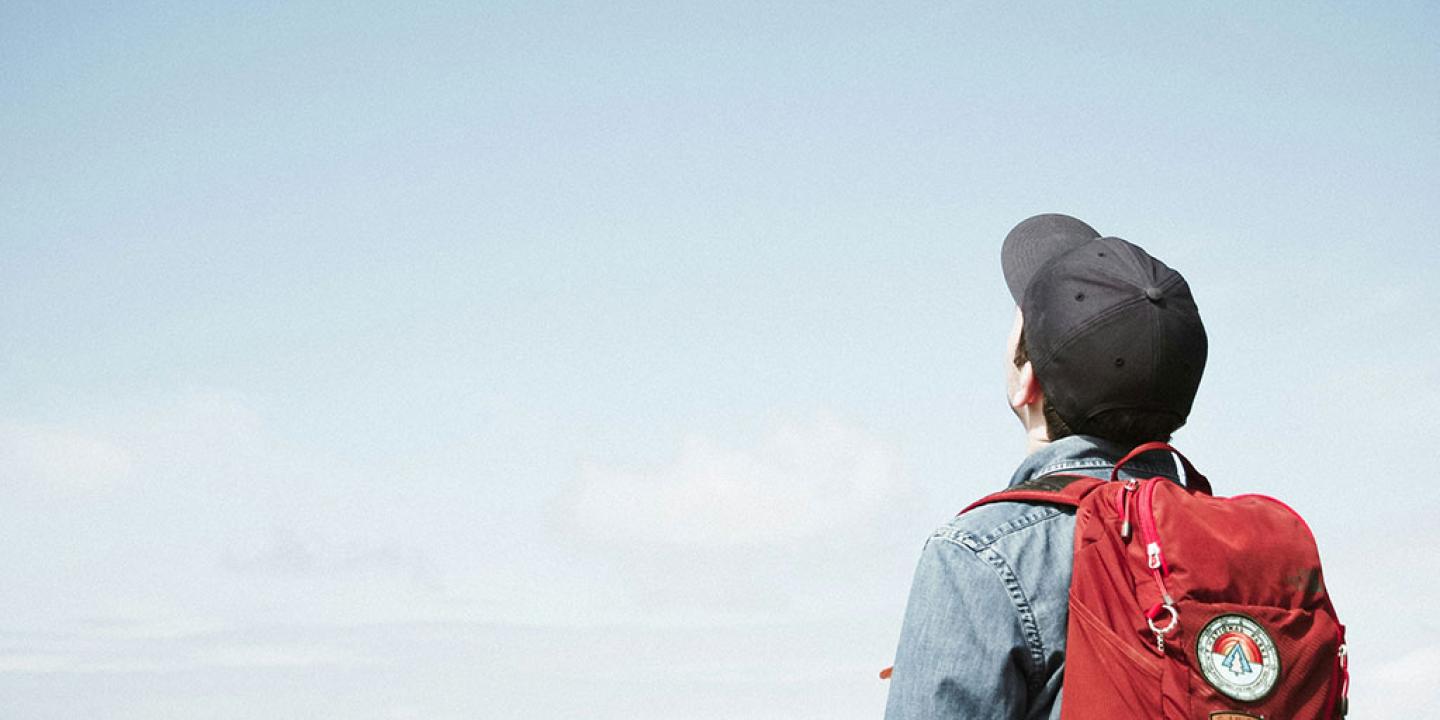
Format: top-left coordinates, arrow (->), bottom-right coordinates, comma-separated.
1075,292 -> 1085,301
1114,358 -> 1125,368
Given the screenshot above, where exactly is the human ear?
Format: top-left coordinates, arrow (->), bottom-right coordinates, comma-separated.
1010,360 -> 1042,409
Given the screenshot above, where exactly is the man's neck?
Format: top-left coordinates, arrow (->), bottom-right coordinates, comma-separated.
1024,425 -> 1050,455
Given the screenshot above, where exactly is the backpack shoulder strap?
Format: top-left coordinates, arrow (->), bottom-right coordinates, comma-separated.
960,473 -> 1106,514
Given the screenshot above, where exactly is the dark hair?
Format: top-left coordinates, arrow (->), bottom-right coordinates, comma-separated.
1014,327 -> 1182,446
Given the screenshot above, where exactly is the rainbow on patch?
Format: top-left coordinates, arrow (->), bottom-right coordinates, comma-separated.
1213,632 -> 1264,666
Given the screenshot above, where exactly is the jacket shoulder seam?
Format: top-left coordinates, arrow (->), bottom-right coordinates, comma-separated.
935,503 -> 1070,549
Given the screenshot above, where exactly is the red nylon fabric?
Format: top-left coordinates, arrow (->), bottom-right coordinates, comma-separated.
967,447 -> 1346,719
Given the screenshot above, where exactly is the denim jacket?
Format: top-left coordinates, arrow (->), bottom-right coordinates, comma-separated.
883,435 -> 1185,720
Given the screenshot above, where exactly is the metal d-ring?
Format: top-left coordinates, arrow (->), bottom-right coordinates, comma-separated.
1147,603 -> 1179,636
1147,603 -> 1179,653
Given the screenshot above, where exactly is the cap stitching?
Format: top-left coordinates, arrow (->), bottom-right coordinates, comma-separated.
1032,269 -> 1188,370
1031,294 -> 1146,370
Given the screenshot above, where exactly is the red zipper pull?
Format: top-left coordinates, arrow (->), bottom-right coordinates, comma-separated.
1137,478 -> 1169,575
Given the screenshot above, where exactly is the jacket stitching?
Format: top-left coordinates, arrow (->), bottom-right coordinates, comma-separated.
971,542 -> 1046,694
1034,459 -> 1174,479
933,510 -> 1074,697
938,506 -> 1065,549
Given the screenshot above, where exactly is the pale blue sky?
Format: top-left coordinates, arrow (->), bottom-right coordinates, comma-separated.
2,2 -> 1438,717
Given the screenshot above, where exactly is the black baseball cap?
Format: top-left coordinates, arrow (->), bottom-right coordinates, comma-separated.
1001,213 -> 1101,304
1002,218 -> 1207,430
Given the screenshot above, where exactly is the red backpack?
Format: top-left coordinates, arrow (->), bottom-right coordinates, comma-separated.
962,442 -> 1349,719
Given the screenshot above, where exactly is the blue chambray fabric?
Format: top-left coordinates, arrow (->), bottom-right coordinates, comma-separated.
884,435 -> 1184,720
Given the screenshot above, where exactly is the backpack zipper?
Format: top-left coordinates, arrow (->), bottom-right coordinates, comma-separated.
1137,478 -> 1170,576
1329,629 -> 1349,718
1129,477 -> 1177,653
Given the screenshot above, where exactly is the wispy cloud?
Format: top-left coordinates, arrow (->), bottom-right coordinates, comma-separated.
0,388 -> 267,498
0,420 -> 134,495
0,620 -> 891,717
1352,644 -> 1440,716
0,627 -> 366,676
572,413 -> 902,547
221,526 -> 438,589
562,413 -> 918,616
200,642 -> 362,669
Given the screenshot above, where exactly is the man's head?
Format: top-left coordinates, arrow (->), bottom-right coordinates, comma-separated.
1001,214 -> 1207,447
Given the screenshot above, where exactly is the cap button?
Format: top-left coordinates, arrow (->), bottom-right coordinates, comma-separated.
1144,287 -> 1163,302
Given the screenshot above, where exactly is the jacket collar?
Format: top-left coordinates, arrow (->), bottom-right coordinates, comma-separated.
1008,434 -> 1184,488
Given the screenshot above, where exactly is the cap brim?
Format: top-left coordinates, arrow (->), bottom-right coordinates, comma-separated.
1001,213 -> 1101,304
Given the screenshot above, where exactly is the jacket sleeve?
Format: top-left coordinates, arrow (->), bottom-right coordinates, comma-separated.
883,533 -> 1032,720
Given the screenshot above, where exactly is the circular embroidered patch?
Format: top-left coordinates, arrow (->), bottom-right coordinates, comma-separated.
1195,614 -> 1281,702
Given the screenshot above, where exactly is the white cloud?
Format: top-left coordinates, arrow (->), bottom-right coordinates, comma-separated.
557,413 -> 922,619
0,620 -> 892,717
0,653 -> 167,675
0,388 -> 265,498
1353,645 -> 1440,716
572,413 -> 901,548
84,618 -> 231,641
0,387 -> 462,632
201,642 -> 362,669
0,654 -> 69,673
0,421 -> 134,494
0,632 -> 365,676
1371,646 -> 1440,685
221,526 -> 438,589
